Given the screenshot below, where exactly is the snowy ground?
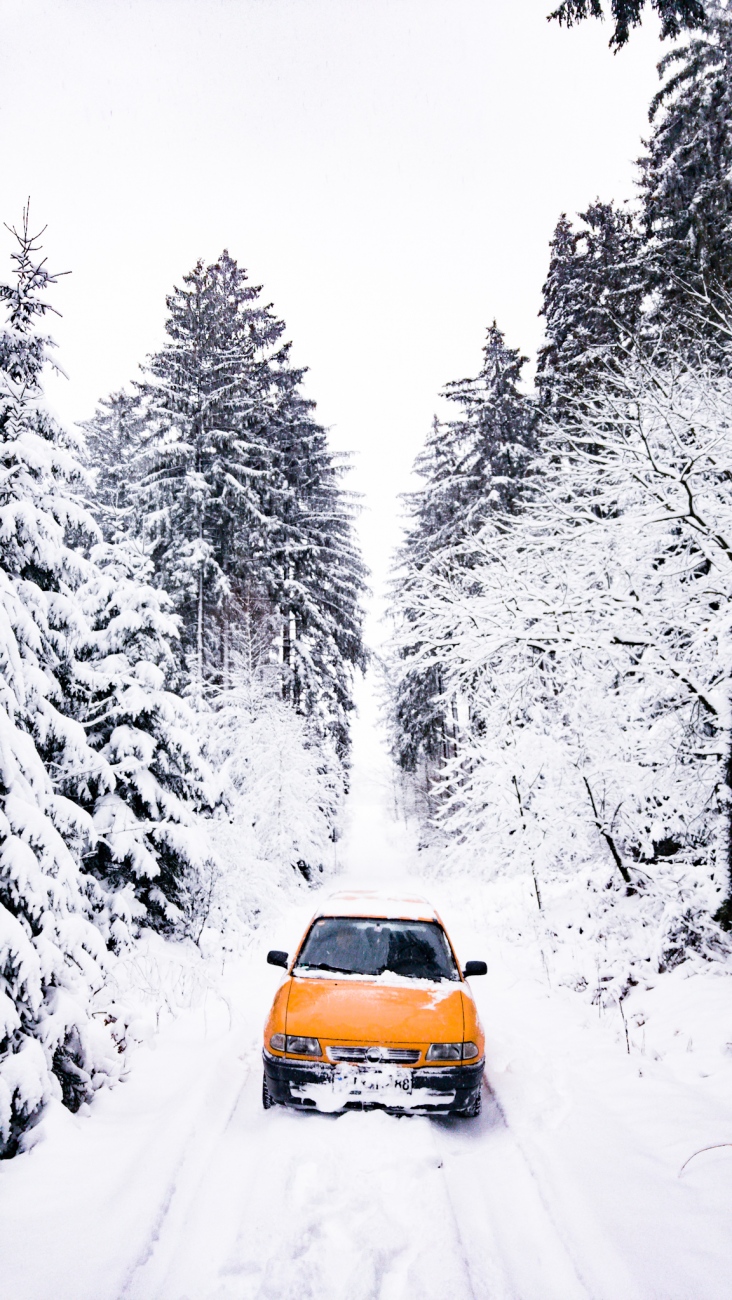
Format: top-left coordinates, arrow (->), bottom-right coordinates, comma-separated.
1,680 -> 731,1300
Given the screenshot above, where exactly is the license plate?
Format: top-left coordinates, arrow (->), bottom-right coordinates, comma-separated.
334,1067 -> 413,1097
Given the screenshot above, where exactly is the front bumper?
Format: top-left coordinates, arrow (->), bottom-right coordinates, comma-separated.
262,1049 -> 484,1114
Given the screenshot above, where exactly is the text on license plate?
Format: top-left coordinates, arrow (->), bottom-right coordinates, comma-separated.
334,1067 -> 413,1096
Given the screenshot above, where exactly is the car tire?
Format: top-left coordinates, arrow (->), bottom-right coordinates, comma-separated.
262,1074 -> 276,1110
456,1088 -> 482,1118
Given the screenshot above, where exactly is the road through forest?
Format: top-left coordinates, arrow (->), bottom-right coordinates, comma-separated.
1,682 -> 731,1300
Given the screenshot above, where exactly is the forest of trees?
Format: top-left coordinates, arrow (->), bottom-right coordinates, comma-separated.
389,5 -> 732,997
3,0 -> 730,1166
0,223 -> 365,1155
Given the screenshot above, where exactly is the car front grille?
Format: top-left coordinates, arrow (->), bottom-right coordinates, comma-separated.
327,1046 -> 421,1065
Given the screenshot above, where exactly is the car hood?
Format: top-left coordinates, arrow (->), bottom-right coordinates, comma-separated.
285,973 -> 466,1043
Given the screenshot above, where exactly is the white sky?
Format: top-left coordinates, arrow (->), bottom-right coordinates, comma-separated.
0,0 -> 663,634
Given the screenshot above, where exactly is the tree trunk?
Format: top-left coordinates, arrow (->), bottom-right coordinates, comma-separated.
714,741 -> 732,930
582,775 -> 633,892
197,562 -> 204,695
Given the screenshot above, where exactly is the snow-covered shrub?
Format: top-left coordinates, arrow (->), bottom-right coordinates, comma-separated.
199,668 -> 343,943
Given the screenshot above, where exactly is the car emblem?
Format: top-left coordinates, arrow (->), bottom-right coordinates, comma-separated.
366,1047 -> 382,1063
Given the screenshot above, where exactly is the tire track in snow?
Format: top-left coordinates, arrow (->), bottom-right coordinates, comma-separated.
428,1084 -> 592,1300
109,937 -> 596,1297
118,1031 -> 255,1300
148,1076 -> 480,1300
125,1036 -> 591,1300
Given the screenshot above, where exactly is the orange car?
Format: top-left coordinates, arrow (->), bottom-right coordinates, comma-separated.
262,890 -> 487,1117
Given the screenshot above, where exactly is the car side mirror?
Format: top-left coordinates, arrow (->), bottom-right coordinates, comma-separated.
463,960 -> 487,977
267,949 -> 289,969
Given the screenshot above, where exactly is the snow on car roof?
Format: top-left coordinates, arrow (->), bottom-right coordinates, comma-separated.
315,890 -> 438,921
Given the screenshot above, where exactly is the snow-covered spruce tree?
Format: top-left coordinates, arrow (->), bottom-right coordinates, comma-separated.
73,541 -> 217,941
136,251 -> 286,692
549,0 -> 707,48
639,3 -> 732,346
130,251 -> 366,758
410,323 -> 536,553
392,344 -> 732,985
0,211 -> 120,1155
390,324 -> 535,785
536,202 -> 645,418
270,380 -> 367,757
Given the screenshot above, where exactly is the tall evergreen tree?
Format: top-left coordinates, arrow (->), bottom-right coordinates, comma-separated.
0,211 -> 119,1154
639,2 -> 732,344
536,202 -> 645,417
87,251 -> 367,755
137,251 -> 288,691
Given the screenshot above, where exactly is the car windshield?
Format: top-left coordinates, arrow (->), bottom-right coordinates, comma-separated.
294,917 -> 460,982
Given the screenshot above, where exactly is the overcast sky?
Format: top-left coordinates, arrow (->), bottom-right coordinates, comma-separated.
0,0 -> 664,632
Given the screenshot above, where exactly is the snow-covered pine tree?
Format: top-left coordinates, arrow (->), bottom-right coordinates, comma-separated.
639,2 -> 732,347
536,202 -> 645,418
390,323 -> 535,780
0,211 -> 119,1155
73,541 -> 216,941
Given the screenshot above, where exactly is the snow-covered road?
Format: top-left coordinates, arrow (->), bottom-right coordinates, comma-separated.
1,682 -> 731,1299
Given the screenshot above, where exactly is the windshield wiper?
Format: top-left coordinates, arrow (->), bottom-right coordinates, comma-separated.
383,965 -> 443,981
297,961 -> 353,974
297,961 -> 386,976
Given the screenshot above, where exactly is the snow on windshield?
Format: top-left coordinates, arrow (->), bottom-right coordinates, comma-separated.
294,917 -> 460,982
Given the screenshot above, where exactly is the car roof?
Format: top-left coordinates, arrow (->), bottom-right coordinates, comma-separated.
314,890 -> 439,923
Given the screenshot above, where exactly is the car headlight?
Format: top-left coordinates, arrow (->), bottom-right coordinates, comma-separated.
269,1033 -> 286,1051
426,1042 -> 462,1061
426,1042 -> 480,1062
285,1035 -> 322,1057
